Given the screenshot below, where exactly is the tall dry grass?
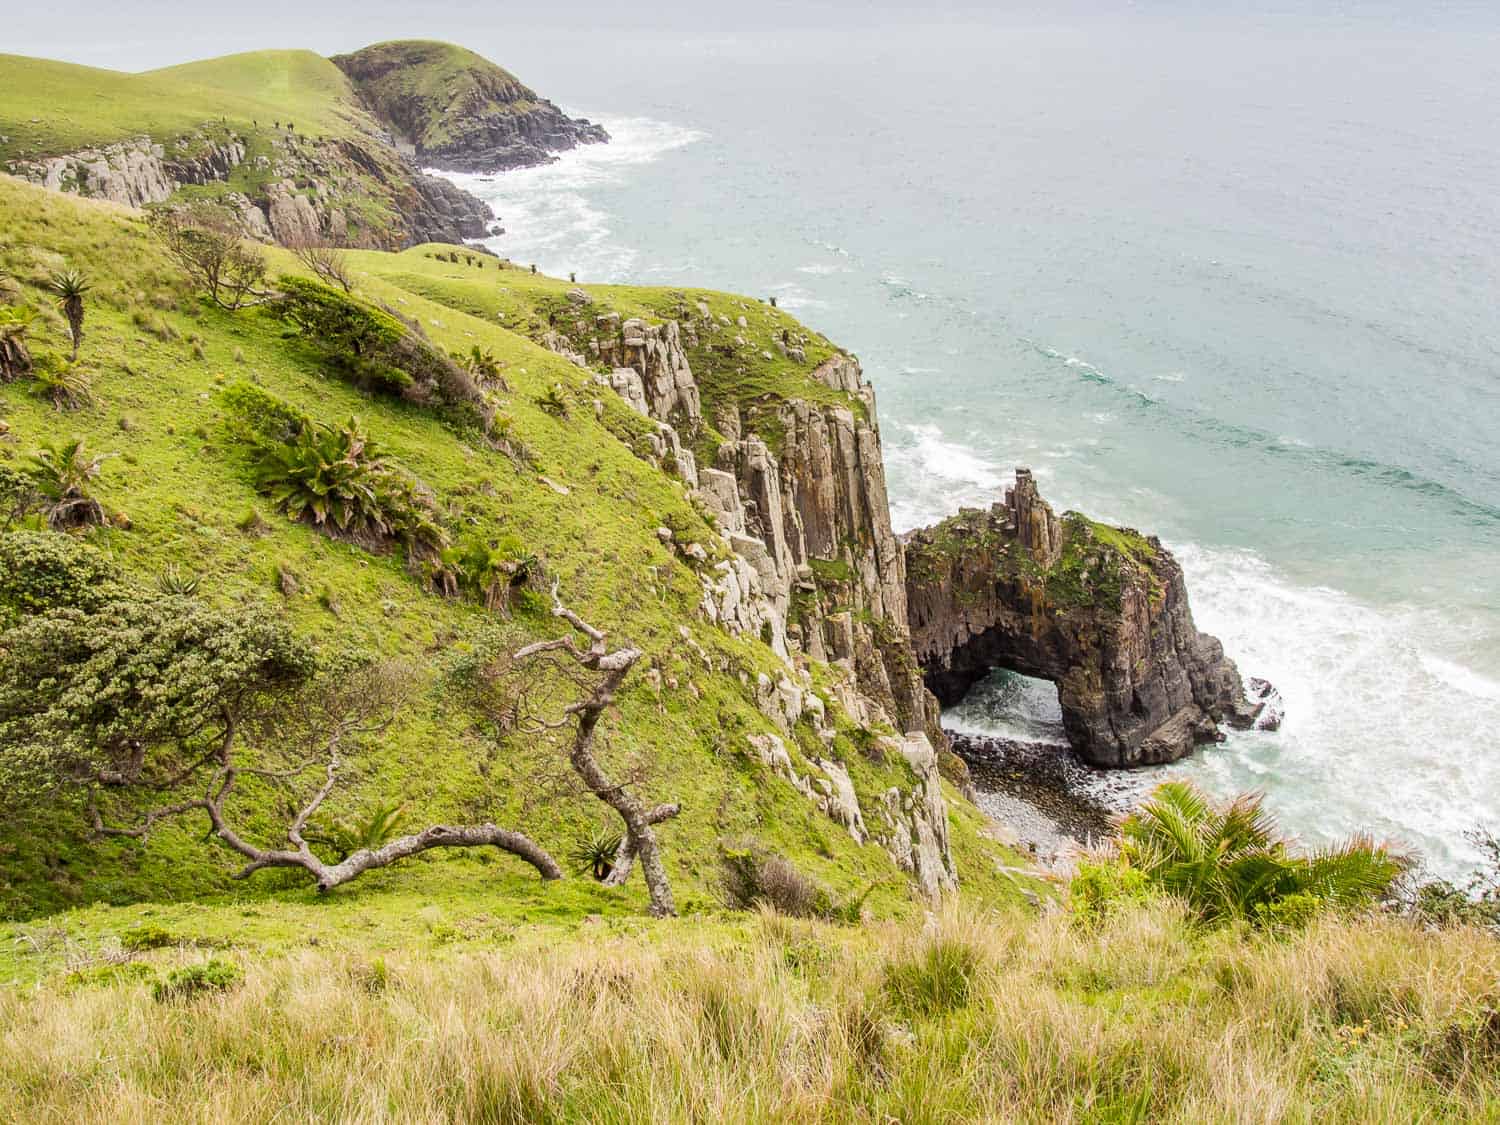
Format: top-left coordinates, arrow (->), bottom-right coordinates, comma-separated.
2,903 -> 1497,1123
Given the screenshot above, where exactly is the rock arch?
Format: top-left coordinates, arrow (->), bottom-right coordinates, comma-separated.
904,470 -> 1273,767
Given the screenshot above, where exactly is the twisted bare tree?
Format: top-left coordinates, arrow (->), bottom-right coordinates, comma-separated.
0,544 -> 561,892
510,584 -> 680,917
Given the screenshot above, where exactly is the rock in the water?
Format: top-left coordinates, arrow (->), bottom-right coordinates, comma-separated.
905,469 -> 1276,767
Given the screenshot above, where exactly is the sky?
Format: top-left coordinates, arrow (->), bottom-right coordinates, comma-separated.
7,1 -> 1494,78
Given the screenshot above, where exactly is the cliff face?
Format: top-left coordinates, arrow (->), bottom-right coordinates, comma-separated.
332,41 -> 609,173
535,295 -> 957,893
905,471 -> 1277,767
5,128 -> 494,251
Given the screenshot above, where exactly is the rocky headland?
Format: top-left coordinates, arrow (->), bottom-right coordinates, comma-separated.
333,40 -> 609,173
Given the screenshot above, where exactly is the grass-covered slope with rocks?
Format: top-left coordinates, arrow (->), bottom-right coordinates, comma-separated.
0,175 -> 1029,924
0,50 -> 493,248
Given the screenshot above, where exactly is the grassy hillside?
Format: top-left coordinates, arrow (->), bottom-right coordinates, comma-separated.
4,901 -> 1498,1121
0,51 -> 363,164
0,175 -> 1029,922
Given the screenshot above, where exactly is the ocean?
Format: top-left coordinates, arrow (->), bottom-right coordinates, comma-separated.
442,9 -> 1500,879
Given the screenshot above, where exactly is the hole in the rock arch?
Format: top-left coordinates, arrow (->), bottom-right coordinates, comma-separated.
942,668 -> 1069,748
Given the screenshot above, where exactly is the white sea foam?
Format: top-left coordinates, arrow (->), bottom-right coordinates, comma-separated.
436,116 -> 705,282
884,422 -> 1008,531
1168,543 -> 1500,881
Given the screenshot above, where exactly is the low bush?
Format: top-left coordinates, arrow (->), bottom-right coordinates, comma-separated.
151,958 -> 243,1002
1093,781 -> 1406,929
274,276 -> 480,408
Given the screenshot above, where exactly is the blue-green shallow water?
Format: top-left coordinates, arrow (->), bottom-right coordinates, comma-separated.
442,11 -> 1500,878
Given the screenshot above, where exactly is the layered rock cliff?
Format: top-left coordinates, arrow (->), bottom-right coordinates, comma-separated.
5,128 -> 494,250
333,41 -> 609,173
904,471 -> 1277,767
534,293 -> 957,893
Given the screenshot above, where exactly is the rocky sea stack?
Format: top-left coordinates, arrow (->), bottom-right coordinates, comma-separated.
905,470 -> 1280,767
333,40 -> 609,173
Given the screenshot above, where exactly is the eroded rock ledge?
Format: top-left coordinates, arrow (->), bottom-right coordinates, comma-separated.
905,470 -> 1278,767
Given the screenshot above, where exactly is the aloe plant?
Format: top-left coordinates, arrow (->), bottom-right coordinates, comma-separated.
46,269 -> 90,361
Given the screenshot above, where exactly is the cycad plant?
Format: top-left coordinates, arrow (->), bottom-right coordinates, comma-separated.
0,305 -> 36,381
29,436 -> 106,529
306,803 -> 410,862
253,417 -> 391,538
1114,781 -> 1405,928
46,269 -> 90,361
457,345 -> 507,388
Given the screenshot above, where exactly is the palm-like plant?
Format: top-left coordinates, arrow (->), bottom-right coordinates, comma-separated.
29,436 -> 106,529
157,564 -> 201,596
0,305 -> 36,381
456,345 -> 507,388
31,355 -> 92,410
306,802 -> 410,862
47,270 -> 90,362
571,829 -> 623,881
1115,782 -> 1405,927
253,417 -> 391,537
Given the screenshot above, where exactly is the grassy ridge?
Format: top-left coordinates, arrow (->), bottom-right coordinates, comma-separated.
0,51 -> 363,163
3,902 -> 1497,1121
0,175 -> 1032,922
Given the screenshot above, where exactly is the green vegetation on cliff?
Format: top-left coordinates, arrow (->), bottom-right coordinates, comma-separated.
0,176 -> 1025,922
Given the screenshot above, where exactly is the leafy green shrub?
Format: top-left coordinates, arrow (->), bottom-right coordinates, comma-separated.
0,586 -> 311,796
120,923 -> 180,951
1068,859 -> 1153,927
63,961 -> 157,991
274,276 -> 479,407
151,958 -> 243,1002
221,381 -> 310,445
882,936 -> 982,1018
0,530 -> 123,617
1408,829 -> 1500,932
1104,781 -> 1406,928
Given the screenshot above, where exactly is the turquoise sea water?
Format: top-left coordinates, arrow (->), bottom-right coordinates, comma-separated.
443,11 -> 1500,878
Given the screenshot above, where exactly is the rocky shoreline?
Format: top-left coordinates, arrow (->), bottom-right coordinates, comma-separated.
948,730 -> 1138,871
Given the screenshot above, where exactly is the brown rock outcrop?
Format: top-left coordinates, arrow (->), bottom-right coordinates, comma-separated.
905,471 -> 1273,767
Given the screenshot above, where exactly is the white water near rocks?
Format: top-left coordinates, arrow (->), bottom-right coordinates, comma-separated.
445,10 -> 1500,879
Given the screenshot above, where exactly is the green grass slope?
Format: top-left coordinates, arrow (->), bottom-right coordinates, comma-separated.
0,175 -> 1034,924
0,51 -> 363,164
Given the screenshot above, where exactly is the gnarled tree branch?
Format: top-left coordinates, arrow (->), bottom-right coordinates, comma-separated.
514,582 -> 679,917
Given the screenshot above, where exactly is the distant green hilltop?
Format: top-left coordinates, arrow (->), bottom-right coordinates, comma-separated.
0,41 -> 608,249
